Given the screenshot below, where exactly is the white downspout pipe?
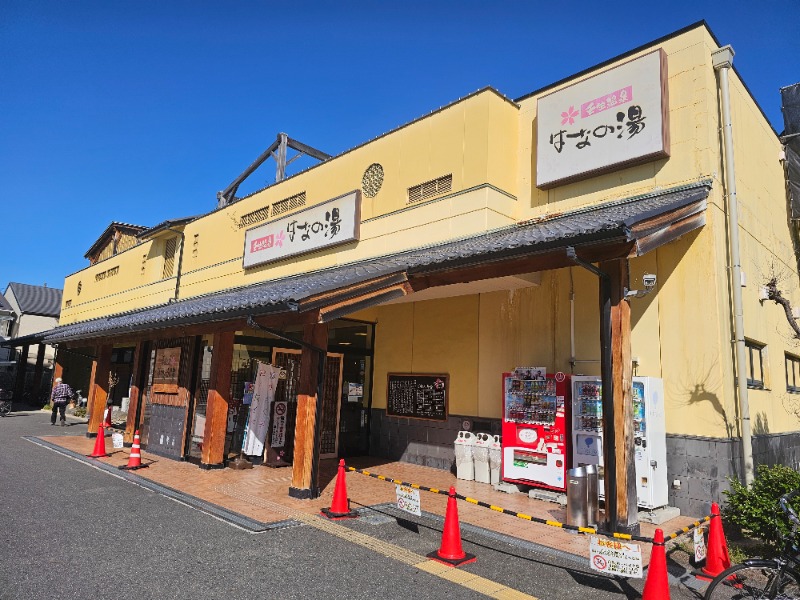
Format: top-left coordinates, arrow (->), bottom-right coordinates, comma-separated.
713,45 -> 754,486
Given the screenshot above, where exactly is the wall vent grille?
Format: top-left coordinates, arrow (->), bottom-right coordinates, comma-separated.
238,206 -> 271,229
407,174 -> 452,204
271,192 -> 306,217
162,238 -> 177,279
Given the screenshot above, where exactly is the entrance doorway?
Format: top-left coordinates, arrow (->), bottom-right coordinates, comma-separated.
272,349 -> 343,459
139,337 -> 194,459
109,347 -> 135,406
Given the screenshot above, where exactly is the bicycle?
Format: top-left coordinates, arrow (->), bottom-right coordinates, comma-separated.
704,489 -> 800,599
0,388 -> 12,416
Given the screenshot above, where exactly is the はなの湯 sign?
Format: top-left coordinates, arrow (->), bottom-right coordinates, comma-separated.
243,190 -> 361,268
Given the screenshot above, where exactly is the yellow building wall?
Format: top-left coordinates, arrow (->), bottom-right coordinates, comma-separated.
509,24 -> 800,439
61,236 -> 180,321
371,296 -> 480,416
368,205 -> 797,439
61,89 -> 519,325
57,24 -> 800,443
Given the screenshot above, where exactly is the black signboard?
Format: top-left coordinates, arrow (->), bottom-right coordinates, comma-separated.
387,373 -> 448,421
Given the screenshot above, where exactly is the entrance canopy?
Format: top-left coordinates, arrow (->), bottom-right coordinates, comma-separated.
10,181 -> 710,346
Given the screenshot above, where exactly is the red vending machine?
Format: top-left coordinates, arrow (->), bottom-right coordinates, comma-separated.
501,369 -> 571,491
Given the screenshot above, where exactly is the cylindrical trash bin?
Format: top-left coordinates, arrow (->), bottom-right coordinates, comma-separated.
454,431 -> 476,481
489,434 -> 502,485
473,433 -> 491,483
585,464 -> 600,526
566,466 -> 589,527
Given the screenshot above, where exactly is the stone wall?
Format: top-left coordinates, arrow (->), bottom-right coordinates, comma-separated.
666,432 -> 800,517
369,408 -> 501,471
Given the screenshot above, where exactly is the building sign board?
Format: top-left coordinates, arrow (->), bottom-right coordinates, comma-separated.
152,346 -> 181,393
243,190 -> 361,268
536,49 -> 669,189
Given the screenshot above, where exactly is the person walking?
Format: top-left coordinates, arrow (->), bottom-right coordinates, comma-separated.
50,377 -> 74,426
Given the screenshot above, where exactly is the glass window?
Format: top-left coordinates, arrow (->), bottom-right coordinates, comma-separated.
746,340 -> 765,389
787,353 -> 800,393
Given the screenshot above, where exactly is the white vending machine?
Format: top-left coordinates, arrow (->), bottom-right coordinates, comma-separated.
571,376 -> 668,510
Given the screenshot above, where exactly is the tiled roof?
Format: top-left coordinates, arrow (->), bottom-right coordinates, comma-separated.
6,283 -> 62,317
19,181 -> 710,345
0,293 -> 13,314
84,222 -> 148,259
137,216 -> 199,240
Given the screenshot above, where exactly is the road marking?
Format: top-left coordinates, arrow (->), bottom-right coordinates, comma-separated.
218,484 -> 539,600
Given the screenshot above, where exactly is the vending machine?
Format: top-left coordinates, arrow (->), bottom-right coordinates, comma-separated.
502,369 -> 571,491
571,376 -> 668,509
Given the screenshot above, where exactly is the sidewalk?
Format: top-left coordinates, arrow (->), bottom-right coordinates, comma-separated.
40,421 -> 703,571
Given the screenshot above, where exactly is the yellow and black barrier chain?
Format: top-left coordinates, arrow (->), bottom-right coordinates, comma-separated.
662,516 -> 710,541
344,464 -> 710,546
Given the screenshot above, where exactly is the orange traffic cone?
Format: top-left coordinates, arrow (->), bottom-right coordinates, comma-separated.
103,406 -> 113,428
698,502 -> 731,580
426,487 -> 476,567
119,430 -> 147,470
642,528 -> 670,599
320,459 -> 358,519
88,425 -> 110,458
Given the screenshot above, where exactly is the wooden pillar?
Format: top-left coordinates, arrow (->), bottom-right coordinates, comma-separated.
87,344 -> 112,437
49,348 -> 65,404
32,344 -> 46,401
52,352 -> 65,386
201,331 -> 234,467
124,341 -> 147,444
13,343 -> 29,402
289,323 -> 329,499
600,259 -> 638,535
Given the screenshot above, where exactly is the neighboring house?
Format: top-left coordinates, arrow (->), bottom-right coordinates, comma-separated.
0,293 -> 15,371
3,283 -> 62,396
16,22 -> 800,523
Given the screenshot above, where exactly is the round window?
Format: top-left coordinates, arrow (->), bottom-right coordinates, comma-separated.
361,163 -> 384,198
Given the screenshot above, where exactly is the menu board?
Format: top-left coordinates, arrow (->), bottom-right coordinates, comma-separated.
387,373 -> 448,421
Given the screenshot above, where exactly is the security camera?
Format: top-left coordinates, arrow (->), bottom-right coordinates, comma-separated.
642,273 -> 657,289
625,273 -> 657,300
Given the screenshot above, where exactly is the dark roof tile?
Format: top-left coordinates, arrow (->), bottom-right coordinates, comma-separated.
6,283 -> 62,317
21,181 -> 710,344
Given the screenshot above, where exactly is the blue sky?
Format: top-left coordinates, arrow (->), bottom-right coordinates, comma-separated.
1,1 -> 797,295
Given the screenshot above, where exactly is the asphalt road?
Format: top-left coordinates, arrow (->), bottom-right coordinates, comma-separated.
0,409 -> 705,599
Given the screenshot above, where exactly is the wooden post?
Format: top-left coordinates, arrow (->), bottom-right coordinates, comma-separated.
123,341 -> 147,444
600,259 -> 638,535
289,323 -> 328,499
87,344 -> 112,437
13,343 -> 29,403
32,344 -> 46,402
51,350 -> 65,404
201,331 -> 234,467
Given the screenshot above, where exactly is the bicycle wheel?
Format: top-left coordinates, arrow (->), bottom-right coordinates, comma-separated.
705,563 -> 800,599
0,402 -> 10,416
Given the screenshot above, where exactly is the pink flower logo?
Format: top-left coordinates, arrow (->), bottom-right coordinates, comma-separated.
275,230 -> 285,247
561,105 -> 579,125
